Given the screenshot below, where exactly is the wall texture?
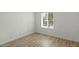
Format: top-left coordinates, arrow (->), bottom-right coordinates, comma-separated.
35,12 -> 79,42
0,12 -> 35,45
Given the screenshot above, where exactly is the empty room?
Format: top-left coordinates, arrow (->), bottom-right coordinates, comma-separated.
0,12 -> 79,47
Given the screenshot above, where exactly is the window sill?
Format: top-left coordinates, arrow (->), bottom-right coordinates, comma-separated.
41,26 -> 54,29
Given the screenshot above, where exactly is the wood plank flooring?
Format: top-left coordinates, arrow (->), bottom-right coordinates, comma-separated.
1,33 -> 79,47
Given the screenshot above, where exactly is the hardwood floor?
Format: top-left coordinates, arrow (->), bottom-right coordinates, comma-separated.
1,33 -> 79,47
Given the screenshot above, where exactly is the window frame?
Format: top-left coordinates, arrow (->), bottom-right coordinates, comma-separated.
41,12 -> 54,29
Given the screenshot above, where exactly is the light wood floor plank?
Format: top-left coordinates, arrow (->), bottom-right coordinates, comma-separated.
1,33 -> 79,47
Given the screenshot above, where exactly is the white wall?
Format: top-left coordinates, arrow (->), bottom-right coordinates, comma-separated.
35,12 -> 79,42
0,12 -> 35,45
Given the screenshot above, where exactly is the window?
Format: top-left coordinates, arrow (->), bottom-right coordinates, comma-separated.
41,12 -> 54,29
